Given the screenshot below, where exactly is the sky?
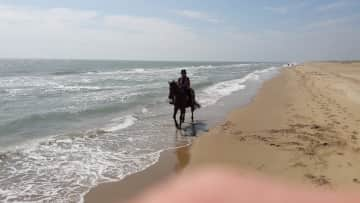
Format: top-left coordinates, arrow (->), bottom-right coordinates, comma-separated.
0,0 -> 359,61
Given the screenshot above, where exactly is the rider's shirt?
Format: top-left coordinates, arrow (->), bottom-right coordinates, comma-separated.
178,77 -> 190,90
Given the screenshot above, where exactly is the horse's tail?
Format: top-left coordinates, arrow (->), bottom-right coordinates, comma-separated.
194,101 -> 201,109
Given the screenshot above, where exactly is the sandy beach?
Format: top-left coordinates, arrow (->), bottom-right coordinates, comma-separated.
85,62 -> 360,202
187,62 -> 360,188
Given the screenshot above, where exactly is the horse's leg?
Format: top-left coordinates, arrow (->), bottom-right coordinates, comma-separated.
173,107 -> 180,129
191,106 -> 194,123
180,108 -> 185,129
182,108 -> 186,123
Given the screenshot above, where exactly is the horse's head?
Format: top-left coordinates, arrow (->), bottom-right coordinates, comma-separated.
169,80 -> 177,88
168,80 -> 178,99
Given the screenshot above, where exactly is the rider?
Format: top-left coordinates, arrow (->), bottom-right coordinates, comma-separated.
178,69 -> 190,90
178,69 -> 194,105
169,69 -> 200,108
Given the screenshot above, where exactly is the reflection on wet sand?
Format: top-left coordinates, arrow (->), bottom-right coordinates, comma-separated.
175,145 -> 190,172
174,120 -> 208,172
181,121 -> 209,137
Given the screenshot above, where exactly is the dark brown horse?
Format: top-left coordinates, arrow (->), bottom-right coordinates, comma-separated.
168,81 -> 200,129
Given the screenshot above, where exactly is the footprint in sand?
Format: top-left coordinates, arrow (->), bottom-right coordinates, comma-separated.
232,130 -> 243,135
327,123 -> 335,127
322,142 -> 329,147
256,164 -> 265,171
270,143 -> 281,148
333,121 -> 341,125
311,124 -> 321,130
238,137 -> 246,142
353,178 -> 360,184
292,162 -> 307,168
297,147 -> 305,151
290,123 -> 308,128
222,121 -> 234,130
352,147 -> 360,153
304,174 -> 331,186
311,124 -> 329,132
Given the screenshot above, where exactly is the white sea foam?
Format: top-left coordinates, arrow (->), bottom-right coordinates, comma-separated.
199,66 -> 280,106
102,115 -> 137,132
142,108 -> 149,114
82,63 -> 253,77
133,68 -> 146,73
216,63 -> 252,68
0,135 -> 162,203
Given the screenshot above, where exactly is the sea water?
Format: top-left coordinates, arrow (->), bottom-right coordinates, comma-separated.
0,59 -> 285,202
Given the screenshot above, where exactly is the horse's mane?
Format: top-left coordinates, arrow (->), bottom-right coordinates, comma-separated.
169,80 -> 178,87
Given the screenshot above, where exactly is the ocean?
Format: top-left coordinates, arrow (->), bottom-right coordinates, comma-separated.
0,59 -> 285,202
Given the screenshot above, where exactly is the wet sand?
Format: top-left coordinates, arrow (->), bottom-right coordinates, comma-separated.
84,146 -> 190,203
85,62 -> 360,202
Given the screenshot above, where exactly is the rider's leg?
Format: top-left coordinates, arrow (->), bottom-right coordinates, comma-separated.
188,89 -> 194,105
168,93 -> 174,104
169,96 -> 174,104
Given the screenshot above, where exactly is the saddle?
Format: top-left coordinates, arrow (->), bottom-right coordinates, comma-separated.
169,87 -> 200,108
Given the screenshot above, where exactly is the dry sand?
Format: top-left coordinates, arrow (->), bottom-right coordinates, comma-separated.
187,62 -> 360,189
85,62 -> 360,202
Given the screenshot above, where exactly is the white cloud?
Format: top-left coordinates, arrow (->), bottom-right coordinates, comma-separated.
0,4 -> 359,61
0,4 -> 199,60
264,6 -> 288,14
175,10 -> 220,23
103,15 -> 190,35
317,1 -> 347,12
304,14 -> 359,30
0,5 -> 98,26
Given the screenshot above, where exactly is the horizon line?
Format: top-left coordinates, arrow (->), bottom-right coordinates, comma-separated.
0,57 -> 291,63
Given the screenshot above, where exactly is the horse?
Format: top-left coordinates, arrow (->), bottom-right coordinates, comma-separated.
168,80 -> 200,129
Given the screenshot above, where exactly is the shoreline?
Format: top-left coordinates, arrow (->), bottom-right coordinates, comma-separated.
84,145 -> 191,203
84,66 -> 284,202
0,61 -> 283,203
85,62 -> 360,202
